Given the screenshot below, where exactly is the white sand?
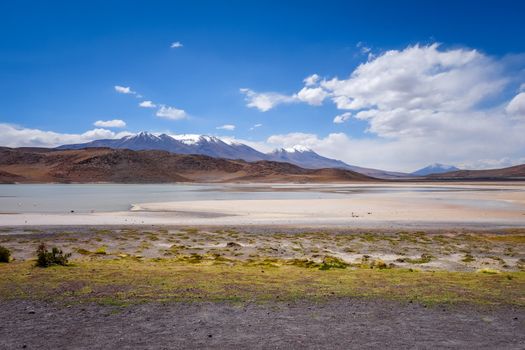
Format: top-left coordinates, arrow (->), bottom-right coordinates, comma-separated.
1,182 -> 524,228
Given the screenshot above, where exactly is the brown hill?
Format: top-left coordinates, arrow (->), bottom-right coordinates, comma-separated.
427,164 -> 525,180
0,147 -> 376,183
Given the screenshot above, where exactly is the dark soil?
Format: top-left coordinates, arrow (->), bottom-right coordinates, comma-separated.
1,299 -> 523,349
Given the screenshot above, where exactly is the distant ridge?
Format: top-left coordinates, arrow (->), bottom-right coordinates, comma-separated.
57,131 -> 408,179
426,164 -> 525,180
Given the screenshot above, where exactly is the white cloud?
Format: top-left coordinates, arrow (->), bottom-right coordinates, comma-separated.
303,74 -> 320,86
216,124 -> 235,131
156,105 -> 188,120
139,100 -> 157,108
333,112 -> 351,124
0,124 -> 132,148
250,123 -> 263,130
506,92 -> 525,117
265,128 -> 525,172
240,88 -> 296,112
250,43 -> 525,170
295,87 -> 328,106
356,41 -> 371,55
114,85 -> 135,94
170,41 -> 183,48
93,119 -> 126,128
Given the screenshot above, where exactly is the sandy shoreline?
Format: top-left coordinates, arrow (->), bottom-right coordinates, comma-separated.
0,182 -> 524,228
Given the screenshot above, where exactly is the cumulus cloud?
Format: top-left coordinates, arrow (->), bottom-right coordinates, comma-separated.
246,43 -> 525,170
114,85 -> 135,94
0,124 -> 132,148
93,119 -> 126,128
156,105 -> 188,120
170,41 -> 183,48
295,87 -> 328,106
333,112 -> 351,124
216,124 -> 235,131
139,100 -> 156,108
240,88 -> 297,112
303,74 -> 320,86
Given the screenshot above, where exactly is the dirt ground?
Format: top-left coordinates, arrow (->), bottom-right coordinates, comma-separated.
1,299 -> 523,350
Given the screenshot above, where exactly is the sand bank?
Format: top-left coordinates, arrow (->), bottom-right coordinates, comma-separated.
0,183 -> 524,227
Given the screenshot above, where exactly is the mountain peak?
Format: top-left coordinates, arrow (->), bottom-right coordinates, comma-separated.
411,163 -> 460,176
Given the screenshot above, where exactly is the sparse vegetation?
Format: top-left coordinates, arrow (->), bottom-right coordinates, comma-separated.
35,243 -> 71,267
319,255 -> 348,270
397,254 -> 434,264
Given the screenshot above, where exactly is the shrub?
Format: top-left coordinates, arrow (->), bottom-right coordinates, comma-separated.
36,243 -> 71,267
319,256 -> 348,270
0,245 -> 11,263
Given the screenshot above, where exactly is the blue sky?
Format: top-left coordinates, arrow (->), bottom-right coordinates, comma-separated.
1,0 -> 525,171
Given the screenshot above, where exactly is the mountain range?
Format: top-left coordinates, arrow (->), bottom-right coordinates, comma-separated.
0,147 -> 374,184
57,132 -> 409,179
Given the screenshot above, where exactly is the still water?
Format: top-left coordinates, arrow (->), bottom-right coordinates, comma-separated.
0,183 -> 518,214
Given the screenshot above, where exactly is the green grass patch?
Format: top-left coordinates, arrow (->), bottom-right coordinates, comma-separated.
1,257 -> 524,306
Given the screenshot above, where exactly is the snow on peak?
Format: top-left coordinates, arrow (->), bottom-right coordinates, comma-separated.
131,131 -> 161,140
283,145 -> 312,153
170,134 -> 223,145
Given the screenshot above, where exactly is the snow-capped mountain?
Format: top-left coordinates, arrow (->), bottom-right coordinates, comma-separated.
57,132 -> 408,178
270,146 -> 351,169
411,163 -> 460,176
268,146 -> 410,178
57,132 -> 267,161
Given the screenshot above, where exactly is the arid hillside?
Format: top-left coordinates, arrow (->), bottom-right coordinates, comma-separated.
0,147 -> 375,183
427,164 -> 525,180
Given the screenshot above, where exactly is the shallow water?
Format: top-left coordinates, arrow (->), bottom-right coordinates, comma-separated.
0,183 -> 521,214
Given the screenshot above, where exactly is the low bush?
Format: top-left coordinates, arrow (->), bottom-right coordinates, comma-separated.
0,245 -> 11,263
319,255 -> 348,270
36,243 -> 71,267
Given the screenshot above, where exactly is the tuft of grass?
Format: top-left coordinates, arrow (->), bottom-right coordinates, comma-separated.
462,254 -> 476,263
319,256 -> 348,270
94,246 -> 107,255
0,245 -> 11,263
76,248 -> 92,255
476,268 -> 501,274
35,243 -> 71,268
397,254 -> 434,264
